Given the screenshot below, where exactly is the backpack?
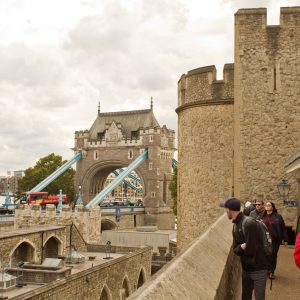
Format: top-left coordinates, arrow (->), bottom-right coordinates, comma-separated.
242,217 -> 273,256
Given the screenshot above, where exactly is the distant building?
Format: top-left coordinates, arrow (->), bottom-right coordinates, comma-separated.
14,170 -> 24,177
0,171 -> 24,194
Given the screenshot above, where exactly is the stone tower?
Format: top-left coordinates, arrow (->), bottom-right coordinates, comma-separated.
74,103 -> 176,229
177,7 -> 300,251
177,65 -> 234,250
234,7 -> 300,205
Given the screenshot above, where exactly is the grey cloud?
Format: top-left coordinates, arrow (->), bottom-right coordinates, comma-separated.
0,0 -> 237,173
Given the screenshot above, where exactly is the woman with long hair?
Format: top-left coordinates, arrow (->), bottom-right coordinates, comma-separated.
261,201 -> 288,279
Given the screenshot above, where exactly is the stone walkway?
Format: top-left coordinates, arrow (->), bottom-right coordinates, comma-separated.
265,245 -> 300,300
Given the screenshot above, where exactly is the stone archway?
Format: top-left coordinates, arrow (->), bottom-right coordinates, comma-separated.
120,276 -> 131,299
10,240 -> 36,266
80,160 -> 146,203
137,267 -> 146,288
43,236 -> 62,258
99,284 -> 112,300
101,219 -> 117,232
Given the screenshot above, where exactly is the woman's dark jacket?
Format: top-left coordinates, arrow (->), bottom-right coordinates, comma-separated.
232,212 -> 268,271
261,212 -> 288,244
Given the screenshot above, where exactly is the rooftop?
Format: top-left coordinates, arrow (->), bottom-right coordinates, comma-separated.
1,250 -> 125,298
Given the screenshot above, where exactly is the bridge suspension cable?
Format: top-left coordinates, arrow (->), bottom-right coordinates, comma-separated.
172,158 -> 178,168
29,151 -> 82,193
112,170 -> 143,193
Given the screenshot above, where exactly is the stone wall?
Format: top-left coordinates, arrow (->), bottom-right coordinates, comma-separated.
10,247 -> 152,300
177,6 -> 300,248
102,213 -> 145,230
234,7 -> 300,226
127,214 -> 241,300
0,226 -> 67,266
0,221 -> 14,232
101,230 -> 175,253
176,65 -> 234,250
14,204 -> 101,244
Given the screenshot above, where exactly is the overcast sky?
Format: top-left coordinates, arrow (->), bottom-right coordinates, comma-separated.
0,0 -> 299,175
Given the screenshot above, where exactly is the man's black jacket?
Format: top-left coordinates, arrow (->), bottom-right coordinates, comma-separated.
232,212 -> 268,271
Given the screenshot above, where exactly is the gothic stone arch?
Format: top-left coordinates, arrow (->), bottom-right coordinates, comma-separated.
43,235 -> 63,258
101,218 -> 117,232
99,284 -> 112,300
10,239 -> 38,266
137,267 -> 147,288
120,275 -> 131,299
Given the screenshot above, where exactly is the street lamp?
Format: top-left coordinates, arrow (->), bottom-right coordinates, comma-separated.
277,179 -> 291,202
277,179 -> 297,206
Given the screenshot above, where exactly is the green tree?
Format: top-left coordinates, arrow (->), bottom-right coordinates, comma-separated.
169,165 -> 177,216
18,153 -> 75,202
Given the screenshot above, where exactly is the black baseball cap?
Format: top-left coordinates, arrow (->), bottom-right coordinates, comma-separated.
219,197 -> 241,211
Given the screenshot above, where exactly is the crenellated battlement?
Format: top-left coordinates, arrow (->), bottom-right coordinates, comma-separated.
75,130 -> 89,138
235,7 -> 300,29
14,204 -> 101,244
75,125 -> 175,150
178,64 -> 234,108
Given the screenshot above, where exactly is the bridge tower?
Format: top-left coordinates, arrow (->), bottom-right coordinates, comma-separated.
74,102 -> 176,229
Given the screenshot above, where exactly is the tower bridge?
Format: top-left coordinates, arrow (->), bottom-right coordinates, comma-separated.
74,102 -> 176,229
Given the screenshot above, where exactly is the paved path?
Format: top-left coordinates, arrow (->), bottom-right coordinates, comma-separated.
265,245 -> 300,300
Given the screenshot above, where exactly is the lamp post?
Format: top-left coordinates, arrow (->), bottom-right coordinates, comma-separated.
76,185 -> 83,206
277,179 -> 291,204
56,189 -> 63,213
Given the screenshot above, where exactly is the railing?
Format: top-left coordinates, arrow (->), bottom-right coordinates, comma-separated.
0,214 -> 15,223
0,206 -> 145,222
100,206 -> 145,215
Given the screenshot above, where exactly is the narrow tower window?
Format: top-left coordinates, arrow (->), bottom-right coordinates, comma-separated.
273,66 -> 277,91
128,150 -> 133,159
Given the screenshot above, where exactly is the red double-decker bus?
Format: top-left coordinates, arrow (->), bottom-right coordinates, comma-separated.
20,192 -> 68,205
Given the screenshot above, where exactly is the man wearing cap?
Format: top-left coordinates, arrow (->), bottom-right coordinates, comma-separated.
220,197 -> 268,300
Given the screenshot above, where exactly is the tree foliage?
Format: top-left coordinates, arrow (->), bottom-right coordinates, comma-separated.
18,153 -> 75,202
169,165 -> 177,216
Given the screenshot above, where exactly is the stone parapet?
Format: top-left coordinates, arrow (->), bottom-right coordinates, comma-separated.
127,214 -> 241,300
178,64 -> 234,107
14,204 -> 101,244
